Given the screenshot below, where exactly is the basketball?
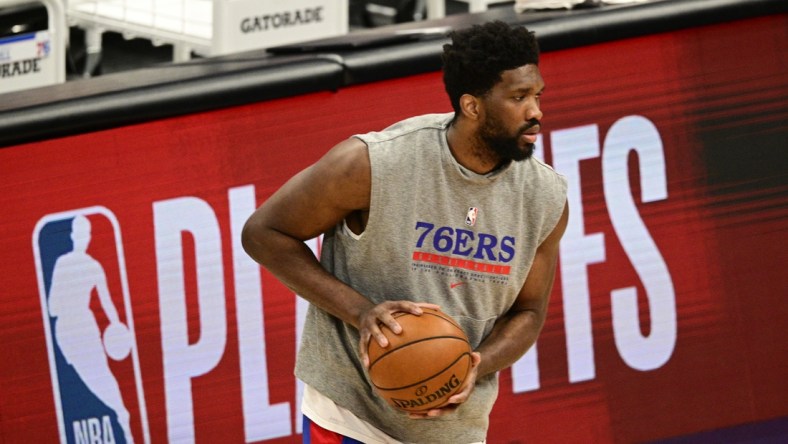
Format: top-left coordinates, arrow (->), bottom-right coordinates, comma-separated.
103,322 -> 132,361
367,307 -> 472,412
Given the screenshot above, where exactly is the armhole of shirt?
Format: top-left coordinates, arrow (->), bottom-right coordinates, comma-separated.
332,137 -> 377,242
342,220 -> 364,240
341,138 -> 382,242
538,173 -> 569,246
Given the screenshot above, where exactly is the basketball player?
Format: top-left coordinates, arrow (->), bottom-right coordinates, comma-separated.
243,21 -> 568,443
48,215 -> 135,444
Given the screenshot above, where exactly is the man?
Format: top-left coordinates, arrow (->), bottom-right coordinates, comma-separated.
243,20 -> 568,444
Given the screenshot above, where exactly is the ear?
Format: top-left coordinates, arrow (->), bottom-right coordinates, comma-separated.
459,94 -> 482,121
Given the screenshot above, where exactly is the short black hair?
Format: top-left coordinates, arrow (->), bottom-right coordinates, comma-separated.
442,21 -> 540,115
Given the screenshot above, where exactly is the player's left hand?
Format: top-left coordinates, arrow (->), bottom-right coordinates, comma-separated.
407,351 -> 481,419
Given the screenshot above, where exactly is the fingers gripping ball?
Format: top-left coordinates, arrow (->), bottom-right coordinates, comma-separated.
367,308 -> 472,412
103,323 -> 132,361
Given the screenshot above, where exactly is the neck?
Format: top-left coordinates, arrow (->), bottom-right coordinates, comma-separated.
446,120 -> 502,175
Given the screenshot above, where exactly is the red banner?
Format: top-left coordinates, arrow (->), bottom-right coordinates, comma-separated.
1,14 -> 786,444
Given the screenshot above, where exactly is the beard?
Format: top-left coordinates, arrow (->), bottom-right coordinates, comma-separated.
478,115 -> 539,163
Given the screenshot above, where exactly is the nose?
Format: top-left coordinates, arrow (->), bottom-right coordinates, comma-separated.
527,97 -> 543,122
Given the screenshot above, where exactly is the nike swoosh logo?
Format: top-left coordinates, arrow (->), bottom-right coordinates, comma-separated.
450,282 -> 465,289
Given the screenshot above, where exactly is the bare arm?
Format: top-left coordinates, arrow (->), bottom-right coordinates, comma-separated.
474,201 -> 569,377
242,138 -> 428,357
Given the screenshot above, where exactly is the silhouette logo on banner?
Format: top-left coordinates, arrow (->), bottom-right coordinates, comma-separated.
34,207 -> 149,444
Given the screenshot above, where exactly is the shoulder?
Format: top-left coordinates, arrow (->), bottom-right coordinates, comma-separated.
54,253 -> 102,270
515,157 -> 568,244
316,137 -> 370,179
527,156 -> 568,197
308,137 -> 371,211
354,113 -> 453,145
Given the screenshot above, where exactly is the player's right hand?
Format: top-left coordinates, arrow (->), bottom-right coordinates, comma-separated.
357,301 -> 441,369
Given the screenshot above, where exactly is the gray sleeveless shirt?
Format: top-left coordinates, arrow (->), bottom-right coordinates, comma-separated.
295,113 -> 567,443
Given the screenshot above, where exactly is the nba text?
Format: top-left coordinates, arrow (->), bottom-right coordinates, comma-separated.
72,416 -> 114,444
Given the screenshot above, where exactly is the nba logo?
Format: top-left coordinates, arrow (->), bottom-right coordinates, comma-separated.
465,207 -> 479,227
33,207 -> 149,444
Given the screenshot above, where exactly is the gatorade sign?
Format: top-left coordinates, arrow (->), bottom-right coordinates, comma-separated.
0,30 -> 57,94
216,0 -> 348,55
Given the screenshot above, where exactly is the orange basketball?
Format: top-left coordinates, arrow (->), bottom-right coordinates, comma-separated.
367,308 -> 472,412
